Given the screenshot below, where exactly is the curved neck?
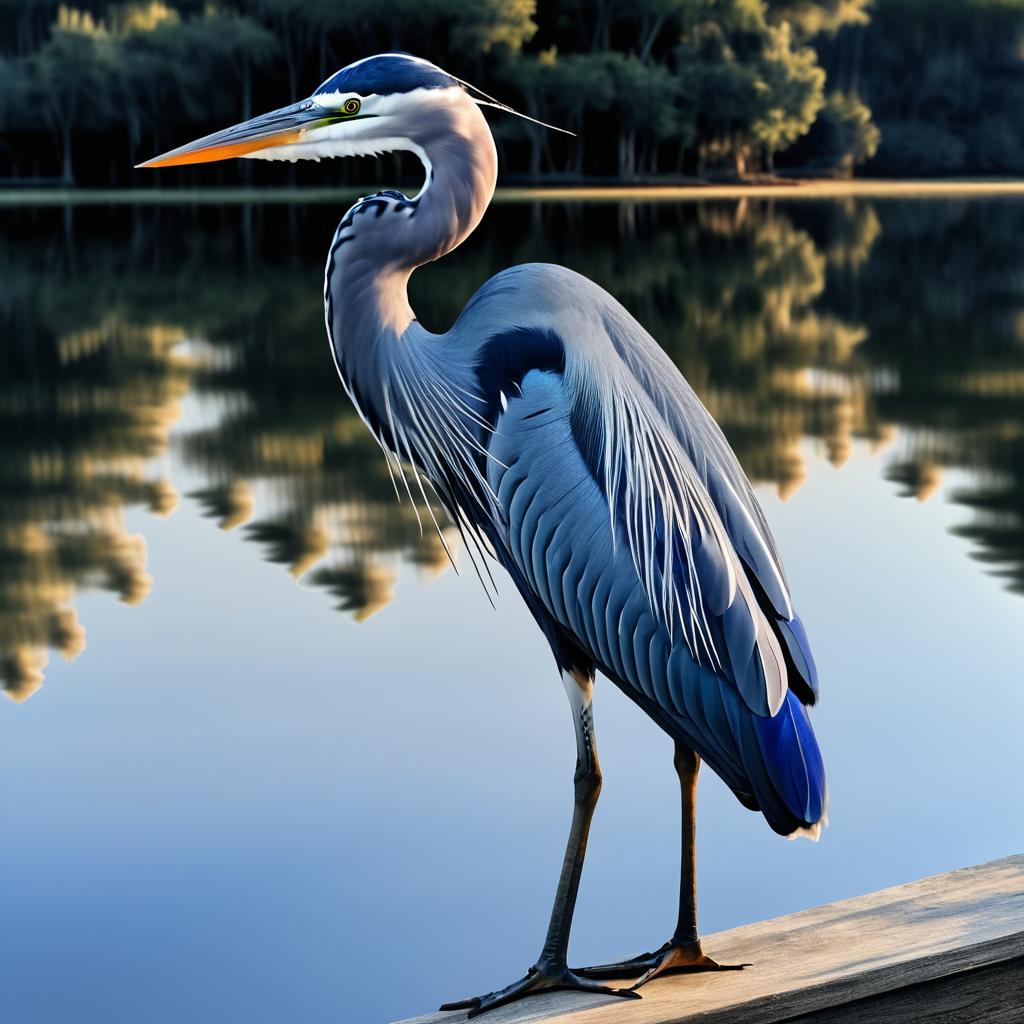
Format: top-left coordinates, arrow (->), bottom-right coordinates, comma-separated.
405,97 -> 499,267
328,95 -> 497,341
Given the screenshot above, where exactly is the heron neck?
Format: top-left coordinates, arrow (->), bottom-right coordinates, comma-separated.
331,101 -> 497,337
406,99 -> 499,269
326,99 -> 497,431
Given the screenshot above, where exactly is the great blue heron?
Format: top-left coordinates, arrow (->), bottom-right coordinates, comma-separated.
141,53 -> 827,1017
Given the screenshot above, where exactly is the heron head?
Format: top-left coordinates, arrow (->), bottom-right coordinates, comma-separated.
137,53 -> 564,170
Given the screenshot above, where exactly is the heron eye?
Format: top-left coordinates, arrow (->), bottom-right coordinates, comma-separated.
342,98 -> 361,115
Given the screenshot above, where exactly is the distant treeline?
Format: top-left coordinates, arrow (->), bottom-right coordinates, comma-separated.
1,0 -> 1023,185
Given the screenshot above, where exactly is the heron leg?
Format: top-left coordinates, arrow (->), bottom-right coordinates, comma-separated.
575,740 -> 747,987
439,670 -> 640,1017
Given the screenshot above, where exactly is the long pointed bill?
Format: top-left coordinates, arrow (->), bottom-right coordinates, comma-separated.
136,100 -> 326,168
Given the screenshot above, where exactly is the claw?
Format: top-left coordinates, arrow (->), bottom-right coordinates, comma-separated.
438,997 -> 480,1011
439,963 -> 641,1017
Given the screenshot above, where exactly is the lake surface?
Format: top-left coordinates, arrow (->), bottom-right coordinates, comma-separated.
2,193 -> 1022,1023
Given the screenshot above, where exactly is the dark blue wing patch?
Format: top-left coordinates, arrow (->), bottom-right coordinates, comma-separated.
475,327 -> 565,429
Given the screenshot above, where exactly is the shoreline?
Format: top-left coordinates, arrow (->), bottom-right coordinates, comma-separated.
4,179 -> 1024,206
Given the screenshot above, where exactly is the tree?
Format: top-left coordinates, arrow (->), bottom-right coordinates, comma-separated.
835,0 -> 1024,175
780,89 -> 878,174
603,53 -> 684,178
25,13 -> 116,183
161,10 -> 276,124
678,24 -> 754,175
450,0 -> 537,54
749,22 -> 825,170
0,0 -> 61,58
252,0 -> 330,100
505,50 -> 615,177
765,0 -> 871,39
0,56 -> 22,133
677,3 -> 826,176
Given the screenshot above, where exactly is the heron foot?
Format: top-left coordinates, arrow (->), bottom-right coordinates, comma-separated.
575,938 -> 749,989
438,961 -> 641,1018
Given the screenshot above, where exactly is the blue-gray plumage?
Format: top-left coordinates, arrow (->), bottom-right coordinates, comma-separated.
141,52 -> 827,1016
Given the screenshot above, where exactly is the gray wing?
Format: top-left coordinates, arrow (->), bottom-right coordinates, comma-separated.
454,262 -> 817,709
486,365 -> 787,720
485,366 -> 826,835
591,298 -> 820,704
458,261 -> 792,625
594,298 -> 792,618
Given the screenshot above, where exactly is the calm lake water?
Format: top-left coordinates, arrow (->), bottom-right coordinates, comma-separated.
2,194 -> 1023,1023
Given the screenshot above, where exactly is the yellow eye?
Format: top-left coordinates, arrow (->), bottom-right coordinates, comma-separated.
342,98 -> 361,115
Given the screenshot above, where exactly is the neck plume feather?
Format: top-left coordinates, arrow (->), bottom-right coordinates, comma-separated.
324,94 -> 502,589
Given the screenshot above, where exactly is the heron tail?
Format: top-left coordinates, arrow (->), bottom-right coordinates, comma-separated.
748,690 -> 828,839
672,674 -> 827,840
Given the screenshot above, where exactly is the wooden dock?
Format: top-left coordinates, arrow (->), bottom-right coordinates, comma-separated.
398,855 -> 1024,1024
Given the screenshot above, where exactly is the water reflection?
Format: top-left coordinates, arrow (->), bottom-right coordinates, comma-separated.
2,194 -> 1023,697
180,295 -> 459,621
0,276 -> 191,698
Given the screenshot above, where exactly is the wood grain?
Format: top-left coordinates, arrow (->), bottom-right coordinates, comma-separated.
396,855 -> 1024,1024
780,958 -> 1024,1024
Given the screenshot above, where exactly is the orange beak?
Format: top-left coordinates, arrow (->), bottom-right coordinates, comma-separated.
136,100 -> 323,169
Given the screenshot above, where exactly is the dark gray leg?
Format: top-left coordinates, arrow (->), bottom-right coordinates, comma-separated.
576,739 -> 747,987
439,671 -> 640,1017
538,668 -> 602,963
672,741 -> 700,946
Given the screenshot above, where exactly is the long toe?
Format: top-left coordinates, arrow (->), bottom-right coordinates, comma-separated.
468,973 -> 639,1019
439,966 -> 640,1018
577,939 -> 748,989
575,941 -> 674,979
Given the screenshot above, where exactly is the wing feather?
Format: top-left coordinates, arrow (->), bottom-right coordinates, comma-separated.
470,312 -> 824,834
487,365 -> 786,719
561,290 -> 818,707
563,340 -> 788,717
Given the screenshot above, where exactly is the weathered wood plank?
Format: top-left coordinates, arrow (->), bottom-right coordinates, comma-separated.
398,855 -> 1024,1024
780,958 -> 1024,1024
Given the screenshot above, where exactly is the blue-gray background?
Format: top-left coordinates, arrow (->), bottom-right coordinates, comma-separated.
2,196 -> 1022,1023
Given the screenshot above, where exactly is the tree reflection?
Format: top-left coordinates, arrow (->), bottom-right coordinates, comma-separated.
176,261 -> 460,622
841,199 -> 1024,594
0,248 -> 191,697
2,194 -> 1023,697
